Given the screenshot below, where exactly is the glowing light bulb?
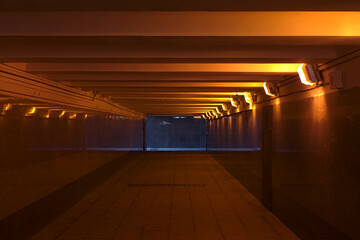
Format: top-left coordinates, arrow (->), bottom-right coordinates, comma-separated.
4,104 -> 12,111
28,107 -> 36,114
297,64 -> 318,86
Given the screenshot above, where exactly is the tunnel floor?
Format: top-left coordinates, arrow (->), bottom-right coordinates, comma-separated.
31,152 -> 299,240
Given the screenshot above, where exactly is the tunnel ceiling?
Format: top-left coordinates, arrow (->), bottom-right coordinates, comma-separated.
0,11 -> 360,116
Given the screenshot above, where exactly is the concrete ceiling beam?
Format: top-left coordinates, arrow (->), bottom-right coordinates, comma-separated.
0,40 -> 337,63
36,73 -> 288,81
1,12 -> 359,37
0,64 -> 143,118
75,87 -> 262,93
63,81 -> 265,88
22,63 -> 301,73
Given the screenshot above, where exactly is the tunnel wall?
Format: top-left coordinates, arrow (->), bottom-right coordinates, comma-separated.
271,87 -> 360,240
208,56 -> 360,240
207,109 -> 262,151
85,116 -> 144,150
0,114 -> 85,172
0,114 -> 144,172
0,114 -> 143,213
0,113 -> 144,239
207,109 -> 263,200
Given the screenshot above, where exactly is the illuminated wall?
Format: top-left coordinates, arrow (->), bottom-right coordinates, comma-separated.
207,57 -> 360,240
271,87 -> 360,240
0,112 -> 143,239
0,114 -> 143,172
207,109 -> 263,200
207,109 -> 261,150
85,116 -> 143,150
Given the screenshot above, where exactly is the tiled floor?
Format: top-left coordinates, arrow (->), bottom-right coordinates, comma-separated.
31,152 -> 299,240
0,151 -> 125,220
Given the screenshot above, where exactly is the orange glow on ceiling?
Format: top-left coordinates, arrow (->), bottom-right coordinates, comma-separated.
138,106 -> 218,109
112,97 -> 232,101
4,12 -> 360,37
125,92 -> 244,96
131,103 -> 222,106
24,63 -> 302,73
84,82 -> 265,87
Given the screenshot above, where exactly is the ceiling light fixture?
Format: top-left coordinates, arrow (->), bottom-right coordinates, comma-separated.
212,110 -> 219,117
27,107 -> 36,114
297,64 -> 321,86
230,96 -> 241,107
221,103 -> 229,111
4,104 -> 12,111
69,113 -> 77,119
263,82 -> 279,96
244,92 -> 254,104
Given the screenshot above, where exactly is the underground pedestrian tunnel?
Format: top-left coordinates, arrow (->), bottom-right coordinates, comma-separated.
0,3 -> 360,240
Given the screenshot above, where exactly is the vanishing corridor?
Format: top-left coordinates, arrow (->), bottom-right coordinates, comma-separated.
31,153 -> 298,240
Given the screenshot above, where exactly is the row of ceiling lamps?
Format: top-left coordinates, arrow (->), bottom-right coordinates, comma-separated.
1,104 -> 87,119
202,64 -> 320,119
1,104 -> 129,119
